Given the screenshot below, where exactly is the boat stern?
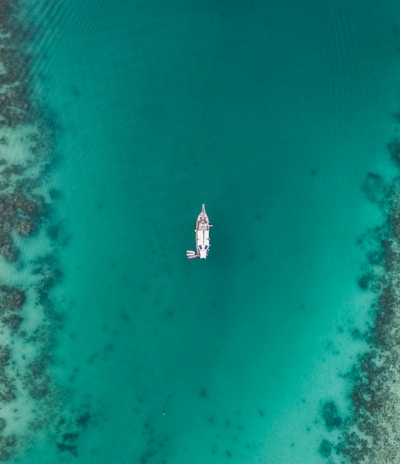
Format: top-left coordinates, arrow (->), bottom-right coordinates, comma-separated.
199,248 -> 207,259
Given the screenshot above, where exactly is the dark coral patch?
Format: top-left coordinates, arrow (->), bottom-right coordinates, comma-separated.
319,439 -> 332,458
362,172 -> 387,205
199,388 -> 208,398
321,401 -> 342,431
0,434 -> 17,461
388,137 -> 400,166
1,313 -> 23,329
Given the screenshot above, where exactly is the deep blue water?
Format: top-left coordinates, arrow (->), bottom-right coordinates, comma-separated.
0,0 -> 399,462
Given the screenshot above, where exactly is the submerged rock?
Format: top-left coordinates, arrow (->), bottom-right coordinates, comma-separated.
0,286 -> 25,312
2,314 -> 23,330
362,172 -> 388,205
16,219 -> 35,236
0,434 -> 17,461
23,357 -> 52,400
388,138 -> 400,166
319,439 -> 332,458
321,401 -> 342,431
0,171 -> 41,259
0,370 -> 16,402
0,346 -> 10,365
357,273 -> 371,290
56,442 -> 78,456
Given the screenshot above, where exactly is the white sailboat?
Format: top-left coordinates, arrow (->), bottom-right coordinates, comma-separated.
186,204 -> 212,259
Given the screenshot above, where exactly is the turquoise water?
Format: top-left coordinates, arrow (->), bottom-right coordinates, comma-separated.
1,0 -> 400,462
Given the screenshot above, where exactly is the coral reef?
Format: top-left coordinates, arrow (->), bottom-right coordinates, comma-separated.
0,1 -> 62,461
320,123 -> 400,463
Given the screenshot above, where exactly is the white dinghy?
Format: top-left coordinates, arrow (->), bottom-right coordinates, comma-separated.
186,203 -> 212,259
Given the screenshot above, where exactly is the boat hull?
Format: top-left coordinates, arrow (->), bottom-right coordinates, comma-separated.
195,204 -> 212,259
